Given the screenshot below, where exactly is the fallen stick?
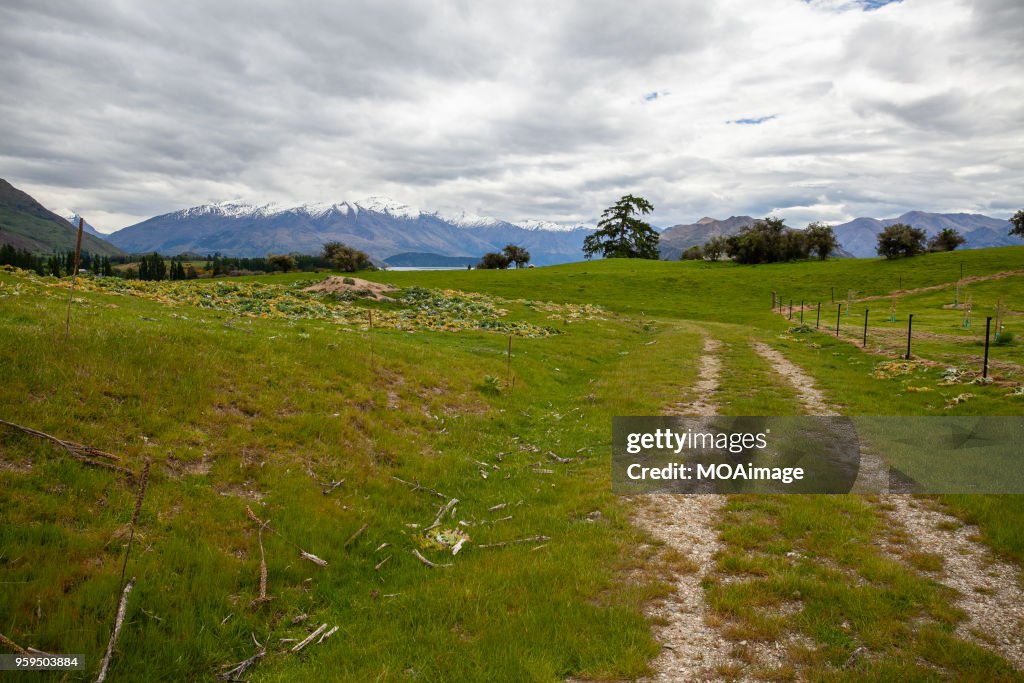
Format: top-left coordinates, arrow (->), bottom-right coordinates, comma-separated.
425,498 -> 459,531
321,478 -> 345,495
478,535 -> 550,549
411,549 -> 451,568
0,631 -> 27,654
487,503 -> 507,512
218,643 -> 265,681
546,451 -> 573,464
391,475 -> 447,500
119,459 -> 151,588
95,577 -> 135,683
344,523 -> 368,548
249,526 -> 272,608
317,626 -> 338,644
374,556 -> 391,571
0,419 -> 131,475
291,623 -> 328,653
246,506 -> 328,567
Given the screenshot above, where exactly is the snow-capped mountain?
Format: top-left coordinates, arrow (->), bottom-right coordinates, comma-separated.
64,212 -> 104,237
107,196 -> 595,265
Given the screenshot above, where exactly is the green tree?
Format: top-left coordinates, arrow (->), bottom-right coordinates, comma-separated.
502,244 -> 531,268
876,223 -> 927,259
804,222 -> 839,260
703,235 -> 727,261
582,195 -> 659,259
477,252 -> 511,269
725,217 -> 809,264
267,253 -> 298,272
681,245 -> 703,260
1009,209 -> 1024,237
927,227 -> 966,252
322,242 -> 373,272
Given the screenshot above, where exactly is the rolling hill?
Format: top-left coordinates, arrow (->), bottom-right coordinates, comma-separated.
832,211 -> 1022,257
0,179 -> 123,256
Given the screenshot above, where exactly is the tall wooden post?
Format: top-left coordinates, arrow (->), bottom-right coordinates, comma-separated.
64,217 -> 85,339
863,309 -> 869,347
905,314 -> 914,360
983,316 -> 992,379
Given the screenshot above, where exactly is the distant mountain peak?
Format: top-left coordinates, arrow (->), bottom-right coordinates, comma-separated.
696,217 -> 717,224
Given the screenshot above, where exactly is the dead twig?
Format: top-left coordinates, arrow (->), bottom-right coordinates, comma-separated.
0,419 -> 131,476
321,478 -> 345,495
391,475 -> 447,500
425,498 -> 459,532
478,535 -> 550,549
249,525 -> 272,608
411,549 -> 451,568
317,626 -> 338,644
95,577 -> 134,683
218,641 -> 266,681
546,451 -> 573,464
0,631 -> 27,654
291,623 -> 328,653
374,555 -> 391,571
344,523 -> 368,548
119,459 -> 151,588
246,506 -> 328,567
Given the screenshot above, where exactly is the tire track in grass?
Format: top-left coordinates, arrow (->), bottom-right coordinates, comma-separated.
880,496 -> 1024,670
753,340 -> 1024,671
631,336 -> 745,682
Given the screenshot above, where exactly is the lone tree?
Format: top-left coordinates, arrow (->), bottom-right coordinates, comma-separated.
876,223 -> 927,259
322,241 -> 373,272
582,194 -> 659,259
702,235 -> 727,261
477,251 -> 511,269
804,222 -> 839,260
502,244 -> 531,268
1010,209 -> 1024,237
681,245 -> 703,260
267,253 -> 298,272
927,228 -> 966,252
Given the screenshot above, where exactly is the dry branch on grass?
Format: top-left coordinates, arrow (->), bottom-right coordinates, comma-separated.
119,459 -> 151,587
95,577 -> 135,683
290,623 -> 328,653
0,419 -> 132,476
425,498 -> 459,531
412,549 -> 451,568
218,642 -> 266,681
478,535 -> 550,549
245,506 -> 329,567
391,475 -> 447,500
321,478 -> 345,495
248,526 -> 272,609
0,631 -> 27,654
344,523 -> 368,548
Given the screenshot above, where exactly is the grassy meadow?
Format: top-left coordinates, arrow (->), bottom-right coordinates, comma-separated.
1,246 -> 1022,681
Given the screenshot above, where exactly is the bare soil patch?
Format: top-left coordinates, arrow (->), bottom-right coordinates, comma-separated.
303,276 -> 398,301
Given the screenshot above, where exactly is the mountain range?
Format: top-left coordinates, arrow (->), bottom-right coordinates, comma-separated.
0,179 -> 122,256
2,178 -> 1019,264
106,198 -> 594,266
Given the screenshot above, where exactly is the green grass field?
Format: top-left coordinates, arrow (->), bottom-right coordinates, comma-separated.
1,247 -> 1022,681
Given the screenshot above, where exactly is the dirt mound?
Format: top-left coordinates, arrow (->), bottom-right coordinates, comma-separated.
303,276 -> 398,301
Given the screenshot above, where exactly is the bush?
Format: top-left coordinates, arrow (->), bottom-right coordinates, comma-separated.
477,252 -> 511,269
322,242 -> 373,272
994,331 -> 1015,346
876,223 -> 927,259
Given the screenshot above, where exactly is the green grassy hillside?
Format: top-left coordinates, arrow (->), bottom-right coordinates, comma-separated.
1,248 -> 1022,681
0,179 -> 123,256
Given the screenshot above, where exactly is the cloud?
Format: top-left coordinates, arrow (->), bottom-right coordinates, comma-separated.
0,0 -> 1021,233
729,116 -> 777,125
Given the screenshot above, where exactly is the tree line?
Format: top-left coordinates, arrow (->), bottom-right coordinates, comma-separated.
580,195 -> 1024,263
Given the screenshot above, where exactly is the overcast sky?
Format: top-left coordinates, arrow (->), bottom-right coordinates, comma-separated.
1,0 -> 1021,233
